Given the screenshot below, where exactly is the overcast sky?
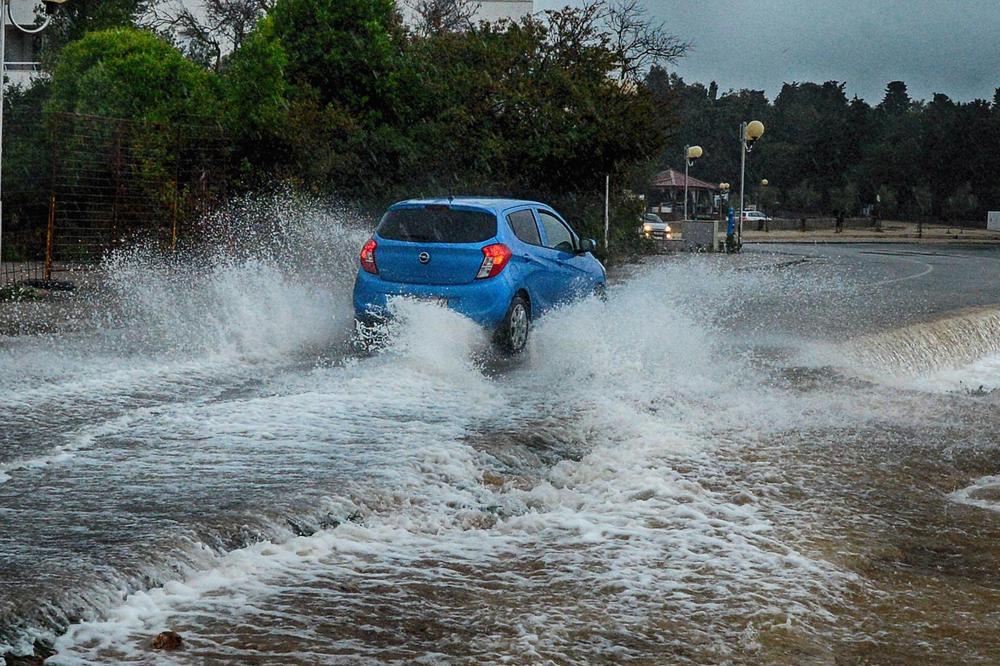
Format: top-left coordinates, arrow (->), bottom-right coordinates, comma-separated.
534,0 -> 1000,103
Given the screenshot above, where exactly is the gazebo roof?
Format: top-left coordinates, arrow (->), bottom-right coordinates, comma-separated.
651,168 -> 718,191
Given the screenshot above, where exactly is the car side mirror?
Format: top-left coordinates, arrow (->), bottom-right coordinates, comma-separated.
577,238 -> 596,254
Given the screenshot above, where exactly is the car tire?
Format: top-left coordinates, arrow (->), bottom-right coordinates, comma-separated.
351,314 -> 389,354
495,294 -> 530,355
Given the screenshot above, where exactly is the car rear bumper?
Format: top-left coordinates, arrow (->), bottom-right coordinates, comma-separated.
353,270 -> 515,329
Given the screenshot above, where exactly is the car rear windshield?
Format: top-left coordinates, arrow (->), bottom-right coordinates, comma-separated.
377,207 -> 497,244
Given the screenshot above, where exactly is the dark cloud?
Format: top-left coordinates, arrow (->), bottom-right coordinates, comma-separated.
535,0 -> 1000,102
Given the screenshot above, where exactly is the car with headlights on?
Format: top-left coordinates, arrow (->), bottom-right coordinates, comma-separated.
639,212 -> 672,240
353,198 -> 606,354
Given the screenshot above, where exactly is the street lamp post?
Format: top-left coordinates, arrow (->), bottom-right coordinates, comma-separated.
718,182 -> 730,222
759,178 -> 768,231
0,0 -> 64,275
683,144 -> 702,221
737,120 -> 765,250
719,182 -> 736,251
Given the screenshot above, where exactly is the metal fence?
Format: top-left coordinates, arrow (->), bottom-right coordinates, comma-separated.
1,112 -> 228,286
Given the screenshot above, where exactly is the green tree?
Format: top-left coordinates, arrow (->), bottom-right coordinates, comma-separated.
944,182 -> 978,222
829,182 -> 858,216
876,185 -> 898,218
219,19 -> 288,178
47,28 -> 221,122
45,28 -> 224,228
42,0 -> 150,58
912,185 -> 933,219
768,81 -> 852,208
863,82 -> 921,207
787,182 -> 820,214
399,13 -> 664,199
759,184 -> 780,214
880,80 -> 912,116
1,81 -> 53,261
266,0 -> 402,118
226,3 -> 670,204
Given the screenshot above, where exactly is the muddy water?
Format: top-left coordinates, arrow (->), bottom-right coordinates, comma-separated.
2,225 -> 1000,664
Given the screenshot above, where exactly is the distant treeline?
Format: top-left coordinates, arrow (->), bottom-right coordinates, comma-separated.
650,71 -> 1000,222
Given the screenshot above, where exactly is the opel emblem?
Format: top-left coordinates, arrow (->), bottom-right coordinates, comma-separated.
418,252 -> 430,264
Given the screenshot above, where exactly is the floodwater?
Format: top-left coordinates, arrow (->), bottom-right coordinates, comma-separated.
2,204 -> 1000,664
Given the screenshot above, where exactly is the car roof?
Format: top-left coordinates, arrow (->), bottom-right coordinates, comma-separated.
390,197 -> 549,215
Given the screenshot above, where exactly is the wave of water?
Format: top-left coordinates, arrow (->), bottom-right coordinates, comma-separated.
836,306 -> 1000,382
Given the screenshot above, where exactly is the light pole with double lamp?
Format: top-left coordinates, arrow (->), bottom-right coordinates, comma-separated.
737,120 -> 765,249
719,182 -> 734,250
0,0 -> 66,272
718,182 -> 730,222
683,144 -> 702,221
759,178 -> 768,230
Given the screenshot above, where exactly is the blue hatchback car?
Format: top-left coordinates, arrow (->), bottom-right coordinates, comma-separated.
353,198 -> 606,354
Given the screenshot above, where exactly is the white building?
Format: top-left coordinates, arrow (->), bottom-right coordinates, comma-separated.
473,0 -> 533,23
399,0 -> 534,27
2,0 -> 43,88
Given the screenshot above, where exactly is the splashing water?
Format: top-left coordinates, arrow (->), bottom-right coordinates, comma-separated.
3,224 -> 1000,664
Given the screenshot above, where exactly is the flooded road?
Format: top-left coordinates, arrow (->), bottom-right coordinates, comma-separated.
3,225 -> 1000,664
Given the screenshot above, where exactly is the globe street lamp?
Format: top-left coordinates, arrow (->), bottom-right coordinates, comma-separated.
737,120 -> 765,249
0,0 -> 65,274
683,144 -> 702,221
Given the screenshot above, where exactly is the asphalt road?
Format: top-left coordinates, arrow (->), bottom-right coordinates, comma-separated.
741,242 -> 1000,339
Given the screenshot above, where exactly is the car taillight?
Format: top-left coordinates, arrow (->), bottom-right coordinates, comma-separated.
476,243 -> 512,279
360,238 -> 378,274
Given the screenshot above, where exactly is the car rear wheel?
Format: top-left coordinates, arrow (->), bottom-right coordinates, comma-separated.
495,294 -> 530,355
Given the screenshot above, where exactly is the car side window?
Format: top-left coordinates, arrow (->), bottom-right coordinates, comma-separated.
538,210 -> 576,253
507,210 -> 542,246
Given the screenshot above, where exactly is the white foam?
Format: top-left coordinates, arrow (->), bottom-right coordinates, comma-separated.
45,260 -> 856,662
909,352 -> 1000,394
950,475 -> 1000,513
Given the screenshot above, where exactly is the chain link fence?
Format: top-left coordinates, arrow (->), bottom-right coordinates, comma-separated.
2,111 -> 228,287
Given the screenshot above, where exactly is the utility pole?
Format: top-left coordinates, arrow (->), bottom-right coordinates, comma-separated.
737,120 -> 765,250
738,123 -> 746,248
683,145 -> 702,221
603,174 -> 610,250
